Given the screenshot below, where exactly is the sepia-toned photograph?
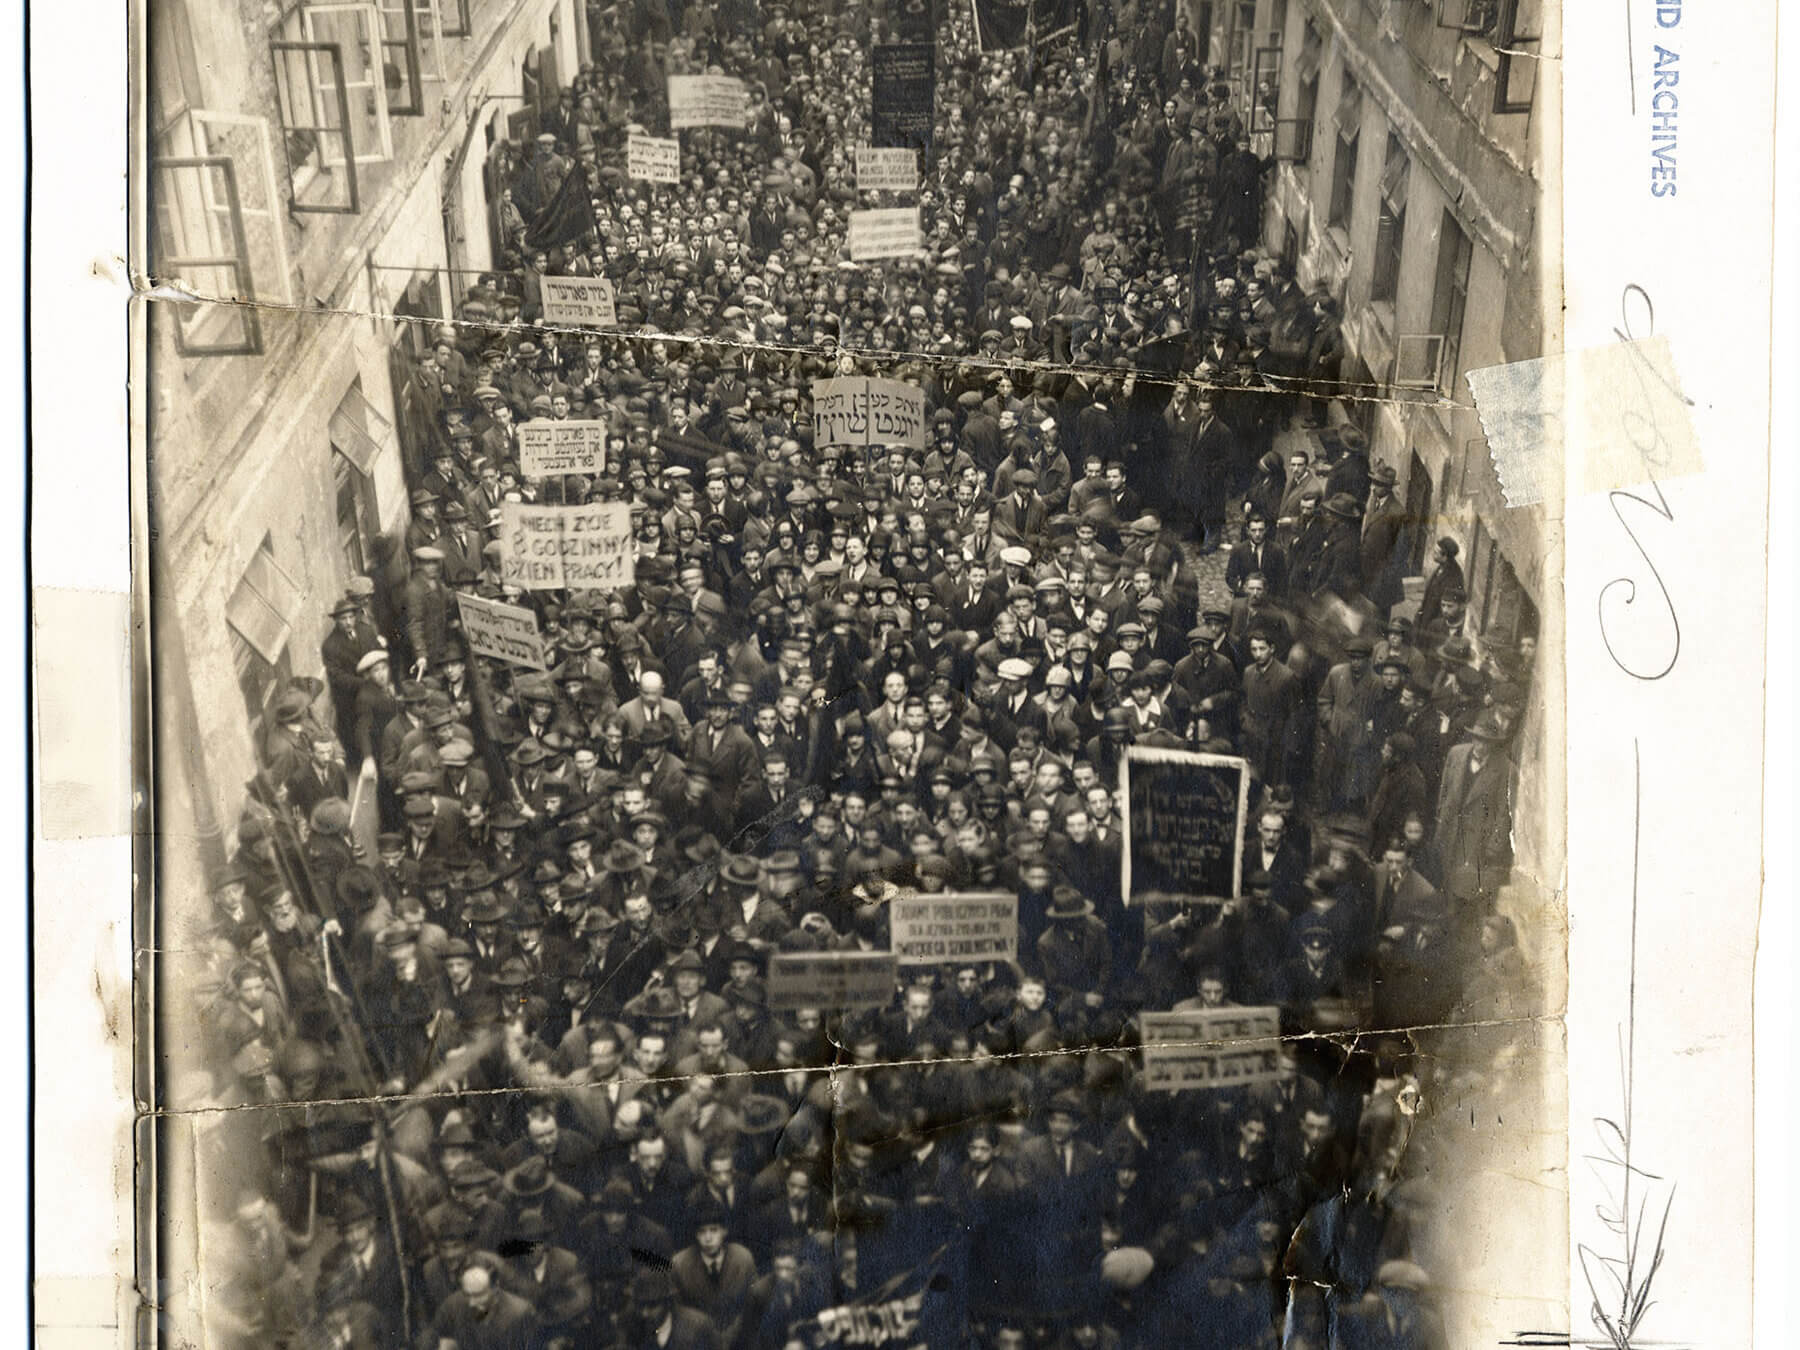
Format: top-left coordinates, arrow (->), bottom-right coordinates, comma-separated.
136,0 -> 1566,1344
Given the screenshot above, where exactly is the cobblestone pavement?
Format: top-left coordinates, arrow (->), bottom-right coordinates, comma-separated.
1179,420 -> 1323,611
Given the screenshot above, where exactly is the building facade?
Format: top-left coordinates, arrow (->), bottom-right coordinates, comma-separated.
143,0 -> 596,1333
145,0 -> 588,912
1238,0 -> 1557,901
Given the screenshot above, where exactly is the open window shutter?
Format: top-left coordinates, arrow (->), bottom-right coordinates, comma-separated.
151,157 -> 264,356
270,40 -> 361,212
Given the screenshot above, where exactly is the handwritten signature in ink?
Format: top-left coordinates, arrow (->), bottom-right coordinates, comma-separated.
1596,284 -> 1690,682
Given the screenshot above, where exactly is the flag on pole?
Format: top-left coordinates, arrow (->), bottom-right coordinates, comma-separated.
971,0 -> 1076,51
525,163 -> 598,253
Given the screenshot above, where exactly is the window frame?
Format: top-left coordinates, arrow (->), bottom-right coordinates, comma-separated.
1327,80 -> 1362,230
1250,43 -> 1283,140
298,4 -> 395,162
150,156 -> 265,357
270,39 -> 362,213
226,536 -> 303,674
1293,21 -> 1323,85
1436,0 -> 1500,35
334,452 -> 375,577
1370,133 -> 1409,304
438,0 -> 471,37
1492,0 -> 1541,115
232,632 -> 296,725
1273,117 -> 1313,162
328,384 -> 394,477
373,0 -> 426,116
185,110 -> 296,306
1392,333 -> 1446,391
1429,209 -> 1475,396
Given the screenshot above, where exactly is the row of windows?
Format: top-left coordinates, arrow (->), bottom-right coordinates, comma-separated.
149,0 -> 489,355
227,381 -> 392,721
1257,0 -> 1538,169
1267,11 -> 1482,399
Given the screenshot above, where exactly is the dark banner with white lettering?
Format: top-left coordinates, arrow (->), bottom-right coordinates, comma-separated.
795,1245 -> 960,1347
871,44 -> 936,151
1121,746 -> 1250,900
970,0 -> 1076,51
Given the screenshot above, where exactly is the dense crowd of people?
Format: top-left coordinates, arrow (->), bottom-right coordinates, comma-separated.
174,1 -> 1539,1346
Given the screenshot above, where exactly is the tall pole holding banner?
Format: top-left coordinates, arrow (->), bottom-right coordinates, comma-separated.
1025,0 -> 1037,92
467,651 -> 527,812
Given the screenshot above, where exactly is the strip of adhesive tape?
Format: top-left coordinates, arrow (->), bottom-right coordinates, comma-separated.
33,586 -> 131,841
1467,335 -> 1702,507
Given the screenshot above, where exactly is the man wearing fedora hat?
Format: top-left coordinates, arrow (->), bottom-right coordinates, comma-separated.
321,594 -> 386,746
628,718 -> 691,818
669,1195 -> 758,1335
493,1207 -> 594,1341
314,1191 -> 404,1336
623,1267 -> 723,1350
1296,492 -> 1366,598
256,682 -> 329,786
380,680 -> 434,789
1415,534 -> 1467,631
1014,1088 -> 1104,1311
1037,887 -> 1113,1037
1359,461 -> 1411,614
1431,710 -> 1515,913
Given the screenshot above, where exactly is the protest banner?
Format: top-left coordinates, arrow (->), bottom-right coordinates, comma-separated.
810,376 -> 926,450
517,419 -> 606,478
499,501 -> 635,591
889,892 -> 1017,965
871,43 -> 935,149
855,146 -> 920,193
767,951 -> 898,1013
668,74 -> 749,128
1138,1006 -> 1283,1091
1120,746 -> 1250,900
454,592 -> 547,670
539,275 -> 617,327
627,131 -> 681,184
808,1245 -> 957,1346
971,0 -> 1077,51
847,207 -> 923,261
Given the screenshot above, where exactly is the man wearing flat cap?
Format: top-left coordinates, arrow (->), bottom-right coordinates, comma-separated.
993,465 -> 1048,545
403,546 -> 452,677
